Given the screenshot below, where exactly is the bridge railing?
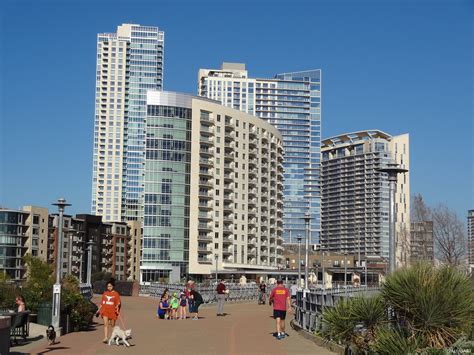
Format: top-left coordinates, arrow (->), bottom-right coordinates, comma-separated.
79,283 -> 93,299
294,286 -> 381,332
140,283 -> 260,303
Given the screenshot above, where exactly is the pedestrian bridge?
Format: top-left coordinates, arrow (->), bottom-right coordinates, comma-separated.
24,296 -> 334,355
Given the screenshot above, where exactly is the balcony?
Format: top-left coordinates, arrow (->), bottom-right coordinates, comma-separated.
200,136 -> 214,145
200,124 -> 214,134
198,212 -> 212,221
199,168 -> 213,177
200,147 -> 213,156
198,246 -> 212,253
223,193 -> 233,201
198,223 -> 212,231
198,190 -> 213,199
199,179 -> 213,188
198,233 -> 212,241
198,256 -> 212,264
199,158 -> 213,167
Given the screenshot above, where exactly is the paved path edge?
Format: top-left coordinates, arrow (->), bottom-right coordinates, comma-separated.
290,320 -> 344,355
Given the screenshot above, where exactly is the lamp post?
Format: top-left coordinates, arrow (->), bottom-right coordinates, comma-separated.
51,198 -> 71,332
344,252 -> 348,296
365,258 -> 368,287
377,163 -> 408,274
67,232 -> 73,275
297,234 -> 302,288
302,212 -> 312,292
86,240 -> 94,286
321,246 -> 325,290
214,253 -> 219,285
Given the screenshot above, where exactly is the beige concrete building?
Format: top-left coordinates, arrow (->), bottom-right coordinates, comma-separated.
141,91 -> 284,282
127,221 -> 142,281
410,221 -> 434,264
321,131 -> 410,267
22,206 -> 49,261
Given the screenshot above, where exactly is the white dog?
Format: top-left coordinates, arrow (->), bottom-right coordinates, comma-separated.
108,326 -> 132,347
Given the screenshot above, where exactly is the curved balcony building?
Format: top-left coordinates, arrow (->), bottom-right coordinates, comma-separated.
321,130 -> 410,266
141,91 -> 284,282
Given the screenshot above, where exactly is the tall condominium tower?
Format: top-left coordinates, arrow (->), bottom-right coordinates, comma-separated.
91,24 -> 164,222
321,131 -> 410,266
198,63 -> 321,244
141,91 -> 284,282
468,210 -> 474,273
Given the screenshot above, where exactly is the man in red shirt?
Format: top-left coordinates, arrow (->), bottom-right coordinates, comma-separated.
269,280 -> 291,340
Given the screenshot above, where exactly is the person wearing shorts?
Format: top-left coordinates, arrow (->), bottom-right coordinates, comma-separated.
96,280 -> 121,343
269,280 -> 291,340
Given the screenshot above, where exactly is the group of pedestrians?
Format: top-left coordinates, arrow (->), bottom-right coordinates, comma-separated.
156,282 -> 204,320
96,278 -> 293,343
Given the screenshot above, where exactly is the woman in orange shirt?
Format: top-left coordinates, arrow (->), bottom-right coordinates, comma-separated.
96,280 -> 121,343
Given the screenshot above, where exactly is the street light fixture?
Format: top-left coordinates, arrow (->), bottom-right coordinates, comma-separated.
377,163 -> 408,274
51,198 -> 71,333
296,234 -> 302,288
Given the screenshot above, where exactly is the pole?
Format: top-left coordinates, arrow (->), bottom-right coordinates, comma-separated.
51,198 -> 71,332
344,252 -> 347,296
303,212 -> 311,292
79,250 -> 83,283
215,253 -> 218,285
321,248 -> 325,290
365,258 -> 368,287
297,235 -> 302,288
377,163 -> 408,274
87,241 -> 93,285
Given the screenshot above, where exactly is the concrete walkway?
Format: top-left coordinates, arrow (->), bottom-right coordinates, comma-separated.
26,296 -> 334,355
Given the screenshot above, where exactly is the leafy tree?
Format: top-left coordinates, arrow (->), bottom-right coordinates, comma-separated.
22,255 -> 54,313
61,275 -> 94,331
0,273 -> 16,310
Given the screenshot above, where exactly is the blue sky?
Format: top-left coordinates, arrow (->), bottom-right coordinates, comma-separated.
1,0 -> 472,219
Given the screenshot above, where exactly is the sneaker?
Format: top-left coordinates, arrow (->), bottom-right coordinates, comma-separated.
276,334 -> 283,340
102,338 -> 108,344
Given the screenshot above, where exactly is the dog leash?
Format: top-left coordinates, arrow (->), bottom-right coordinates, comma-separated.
118,312 -> 127,329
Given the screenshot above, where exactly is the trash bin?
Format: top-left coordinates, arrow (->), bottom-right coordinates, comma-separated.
0,316 -> 10,355
37,303 -> 52,326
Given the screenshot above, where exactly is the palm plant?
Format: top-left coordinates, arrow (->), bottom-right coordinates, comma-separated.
380,262 -> 474,351
322,295 -> 386,353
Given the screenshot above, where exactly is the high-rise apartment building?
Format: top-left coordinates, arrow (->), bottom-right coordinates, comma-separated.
198,63 -> 321,244
141,91 -> 284,282
91,24 -> 164,222
321,131 -> 410,266
410,221 -> 434,264
468,210 -> 474,272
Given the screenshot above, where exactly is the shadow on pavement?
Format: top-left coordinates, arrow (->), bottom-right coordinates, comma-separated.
37,346 -> 71,354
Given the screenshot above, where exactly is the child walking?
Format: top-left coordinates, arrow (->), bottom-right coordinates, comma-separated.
178,291 -> 187,319
170,293 -> 180,320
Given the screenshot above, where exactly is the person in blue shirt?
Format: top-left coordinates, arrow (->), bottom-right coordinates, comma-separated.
157,296 -> 170,319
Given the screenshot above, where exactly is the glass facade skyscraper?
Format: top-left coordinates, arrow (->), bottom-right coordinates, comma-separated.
91,24 -> 164,222
198,64 -> 321,243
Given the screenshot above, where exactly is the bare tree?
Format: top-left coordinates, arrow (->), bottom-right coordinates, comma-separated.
411,194 -> 432,222
432,205 -> 467,267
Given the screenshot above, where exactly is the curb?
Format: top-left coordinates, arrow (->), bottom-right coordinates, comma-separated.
290,320 -> 344,355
